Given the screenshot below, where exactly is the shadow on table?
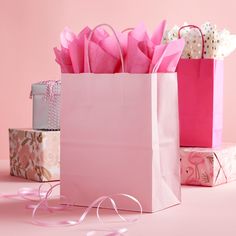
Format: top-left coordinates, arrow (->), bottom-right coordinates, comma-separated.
0,161 -> 34,183
0,172 -> 36,183
181,185 -> 209,189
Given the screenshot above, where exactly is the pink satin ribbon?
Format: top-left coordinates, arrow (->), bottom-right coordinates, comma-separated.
1,183 -> 142,235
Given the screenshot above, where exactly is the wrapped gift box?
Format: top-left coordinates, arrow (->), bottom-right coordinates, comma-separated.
31,80 -> 61,130
9,129 -> 60,182
181,144 -> 236,186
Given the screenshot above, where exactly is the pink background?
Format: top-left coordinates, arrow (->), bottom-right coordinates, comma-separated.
1,0 -> 236,160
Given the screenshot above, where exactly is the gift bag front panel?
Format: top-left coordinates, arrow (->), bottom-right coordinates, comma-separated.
177,59 -> 215,147
61,74 -> 157,212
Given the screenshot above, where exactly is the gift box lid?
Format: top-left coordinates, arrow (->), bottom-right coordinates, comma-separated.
180,143 -> 236,153
31,80 -> 61,96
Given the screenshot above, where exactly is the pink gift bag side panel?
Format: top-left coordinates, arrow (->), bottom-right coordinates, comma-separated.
60,73 -> 180,212
60,75 -> 154,212
212,60 -> 224,147
155,74 -> 181,208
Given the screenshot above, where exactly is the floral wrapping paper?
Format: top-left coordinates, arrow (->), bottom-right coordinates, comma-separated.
9,129 -> 60,182
181,144 -> 236,186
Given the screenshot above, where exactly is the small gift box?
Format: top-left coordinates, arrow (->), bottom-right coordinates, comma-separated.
181,144 -> 236,186
30,80 -> 61,130
9,128 -> 60,182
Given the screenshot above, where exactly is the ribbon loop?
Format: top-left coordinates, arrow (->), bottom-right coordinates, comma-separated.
1,183 -> 142,235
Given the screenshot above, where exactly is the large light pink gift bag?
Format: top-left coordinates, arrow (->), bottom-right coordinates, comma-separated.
60,24 -> 181,212
177,25 -> 224,147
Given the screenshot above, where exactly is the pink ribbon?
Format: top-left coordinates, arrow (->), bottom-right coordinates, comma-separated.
1,183 -> 142,235
30,80 -> 61,101
43,80 -> 61,102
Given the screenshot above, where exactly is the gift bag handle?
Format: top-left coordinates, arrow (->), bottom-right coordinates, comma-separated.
121,28 -> 134,33
178,24 -> 205,59
86,23 -> 125,73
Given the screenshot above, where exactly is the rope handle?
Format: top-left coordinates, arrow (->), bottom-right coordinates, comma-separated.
178,24 -> 205,58
86,23 -> 125,73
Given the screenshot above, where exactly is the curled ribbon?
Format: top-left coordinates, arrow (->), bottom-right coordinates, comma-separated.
1,183 -> 142,235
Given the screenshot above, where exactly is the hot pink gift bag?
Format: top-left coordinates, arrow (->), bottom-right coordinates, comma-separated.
60,24 -> 181,212
177,25 -> 224,148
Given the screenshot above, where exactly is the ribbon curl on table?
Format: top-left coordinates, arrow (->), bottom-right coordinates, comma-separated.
0,183 -> 142,236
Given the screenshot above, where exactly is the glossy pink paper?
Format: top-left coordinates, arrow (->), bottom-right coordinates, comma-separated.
177,59 -> 224,147
9,129 -> 60,182
181,143 -> 236,186
60,73 -> 180,212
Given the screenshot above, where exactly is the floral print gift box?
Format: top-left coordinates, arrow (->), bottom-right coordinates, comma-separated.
9,129 -> 60,182
180,144 -> 236,186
